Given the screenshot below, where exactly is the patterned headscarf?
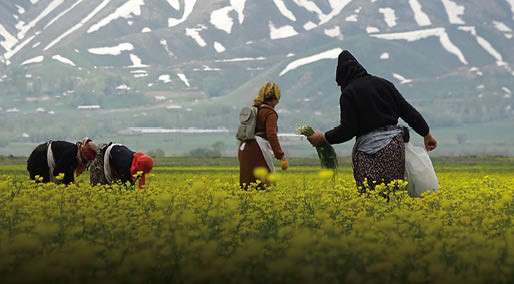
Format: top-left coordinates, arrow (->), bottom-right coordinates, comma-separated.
79,138 -> 98,161
254,82 -> 281,106
75,138 -> 98,176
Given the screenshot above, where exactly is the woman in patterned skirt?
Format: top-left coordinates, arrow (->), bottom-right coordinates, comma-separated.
308,50 -> 437,190
90,143 -> 154,188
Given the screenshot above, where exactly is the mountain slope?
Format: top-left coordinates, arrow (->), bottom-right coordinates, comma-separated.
0,0 -> 513,155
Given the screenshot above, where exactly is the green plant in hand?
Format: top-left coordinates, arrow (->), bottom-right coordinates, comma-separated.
297,124 -> 338,169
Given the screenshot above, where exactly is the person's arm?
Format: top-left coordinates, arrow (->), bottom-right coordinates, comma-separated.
324,90 -> 359,145
389,82 -> 437,151
265,112 -> 285,160
390,82 -> 429,137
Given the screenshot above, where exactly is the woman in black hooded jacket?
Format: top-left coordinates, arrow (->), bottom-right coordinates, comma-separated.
308,50 -> 437,189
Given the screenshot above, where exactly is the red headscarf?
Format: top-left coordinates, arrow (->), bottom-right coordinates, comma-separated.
130,152 -> 154,188
80,138 -> 98,162
76,138 -> 98,176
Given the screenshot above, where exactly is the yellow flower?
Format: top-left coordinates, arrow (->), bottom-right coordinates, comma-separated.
253,167 -> 269,178
318,169 -> 334,178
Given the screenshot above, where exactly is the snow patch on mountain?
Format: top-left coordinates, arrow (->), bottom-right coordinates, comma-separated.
493,21 -> 512,39
379,8 -> 397,28
45,0 -> 112,50
169,0 -> 197,27
319,0 -> 352,26
280,47 -> 343,76
269,22 -> 298,39
159,74 -> 171,83
367,26 -> 380,33
345,15 -> 358,22
303,22 -> 317,30
21,55 -> 44,65
44,0 -> 84,30
458,26 -> 504,65
52,55 -> 75,66
324,26 -> 342,39
177,73 -> 190,87
409,0 -> 431,26
441,0 -> 465,24
210,7 -> 234,33
160,39 -> 175,57
230,0 -> 246,24
0,24 -> 17,50
87,0 -> 145,33
185,26 -> 207,47
371,28 -> 468,65
129,54 -> 148,68
273,0 -> 296,21
393,73 -> 413,84
116,84 -> 130,90
17,0 -> 64,40
4,35 -> 35,61
16,5 -> 26,14
88,43 -> 134,55
214,41 -> 226,53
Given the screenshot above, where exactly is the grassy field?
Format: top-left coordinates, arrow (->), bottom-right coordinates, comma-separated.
0,160 -> 513,283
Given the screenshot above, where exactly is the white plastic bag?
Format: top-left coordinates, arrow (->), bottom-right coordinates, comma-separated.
404,143 -> 438,197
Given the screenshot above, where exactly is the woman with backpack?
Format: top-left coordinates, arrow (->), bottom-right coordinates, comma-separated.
89,143 -> 154,189
238,82 -> 288,189
27,138 -> 98,184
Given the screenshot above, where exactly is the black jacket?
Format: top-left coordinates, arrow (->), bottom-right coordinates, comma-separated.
108,145 -> 135,183
325,50 -> 429,145
27,141 -> 78,184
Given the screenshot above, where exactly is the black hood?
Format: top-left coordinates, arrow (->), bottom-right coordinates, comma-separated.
336,50 -> 368,87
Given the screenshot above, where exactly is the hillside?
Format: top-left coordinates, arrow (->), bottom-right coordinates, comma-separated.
0,0 -> 513,155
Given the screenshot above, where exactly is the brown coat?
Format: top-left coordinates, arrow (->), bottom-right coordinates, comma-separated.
238,104 -> 284,187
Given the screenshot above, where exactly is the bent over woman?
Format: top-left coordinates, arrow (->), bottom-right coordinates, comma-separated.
238,82 -> 288,188
90,143 -> 154,188
308,50 -> 437,190
27,138 -> 98,184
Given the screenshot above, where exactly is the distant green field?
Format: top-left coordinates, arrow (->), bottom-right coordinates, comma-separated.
1,118 -> 514,157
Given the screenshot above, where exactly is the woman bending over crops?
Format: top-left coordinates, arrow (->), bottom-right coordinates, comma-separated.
238,82 -> 288,188
308,50 -> 437,190
90,143 -> 154,188
27,138 -> 98,184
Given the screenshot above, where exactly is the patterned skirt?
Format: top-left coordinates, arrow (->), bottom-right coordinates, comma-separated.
89,144 -> 109,186
352,135 -> 405,190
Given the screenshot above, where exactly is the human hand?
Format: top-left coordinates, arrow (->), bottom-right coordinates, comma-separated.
307,131 -> 326,147
281,159 -> 289,171
424,133 -> 437,152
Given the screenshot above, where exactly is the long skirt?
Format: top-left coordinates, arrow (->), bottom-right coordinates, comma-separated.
27,143 -> 50,182
352,135 -> 405,190
238,140 -> 269,188
89,144 -> 109,186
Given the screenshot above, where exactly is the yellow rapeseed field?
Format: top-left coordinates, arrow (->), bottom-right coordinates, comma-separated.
0,163 -> 513,283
